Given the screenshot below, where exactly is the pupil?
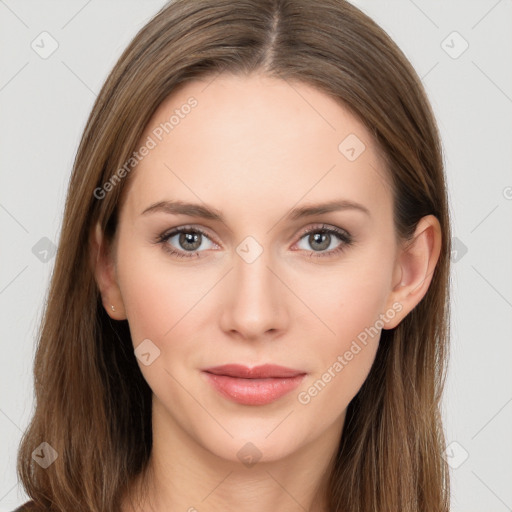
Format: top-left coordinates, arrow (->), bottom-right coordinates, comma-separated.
180,232 -> 201,251
310,232 -> 330,251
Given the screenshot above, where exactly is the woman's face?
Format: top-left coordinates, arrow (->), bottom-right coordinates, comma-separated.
104,73 -> 407,463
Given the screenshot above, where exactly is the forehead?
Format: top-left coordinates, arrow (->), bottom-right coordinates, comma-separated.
120,73 -> 392,224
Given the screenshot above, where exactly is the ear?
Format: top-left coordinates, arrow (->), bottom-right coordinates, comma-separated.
90,221 -> 127,320
384,215 -> 442,329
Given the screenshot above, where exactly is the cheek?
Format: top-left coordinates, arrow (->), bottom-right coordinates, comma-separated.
292,256 -> 392,347
115,246 -> 211,398
291,256 -> 392,410
116,242 -> 211,344
294,293 -> 382,420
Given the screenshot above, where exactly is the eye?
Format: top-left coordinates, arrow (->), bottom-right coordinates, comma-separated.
294,224 -> 353,258
156,226 -> 217,259
155,223 -> 353,260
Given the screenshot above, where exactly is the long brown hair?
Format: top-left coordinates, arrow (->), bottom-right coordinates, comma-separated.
17,0 -> 451,510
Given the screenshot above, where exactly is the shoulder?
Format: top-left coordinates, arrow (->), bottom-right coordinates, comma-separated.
12,501 -> 39,512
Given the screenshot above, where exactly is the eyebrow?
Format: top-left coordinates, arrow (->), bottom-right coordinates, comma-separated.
141,198 -> 371,221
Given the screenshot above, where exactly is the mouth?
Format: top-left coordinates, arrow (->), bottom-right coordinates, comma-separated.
201,364 -> 307,405
202,363 -> 306,379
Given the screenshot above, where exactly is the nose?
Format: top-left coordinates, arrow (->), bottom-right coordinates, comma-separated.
219,244 -> 289,341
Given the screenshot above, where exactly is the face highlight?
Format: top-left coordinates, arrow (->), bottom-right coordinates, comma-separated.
103,73 -> 405,464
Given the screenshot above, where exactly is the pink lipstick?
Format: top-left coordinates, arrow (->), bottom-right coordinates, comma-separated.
202,364 -> 306,405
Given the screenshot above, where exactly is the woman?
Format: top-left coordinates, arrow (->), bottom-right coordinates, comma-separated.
15,0 -> 451,510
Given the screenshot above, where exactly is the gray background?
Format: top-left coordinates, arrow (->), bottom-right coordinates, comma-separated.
1,1 -> 511,510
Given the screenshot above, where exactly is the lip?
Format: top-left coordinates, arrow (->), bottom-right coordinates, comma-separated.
202,364 -> 305,379
201,364 -> 307,405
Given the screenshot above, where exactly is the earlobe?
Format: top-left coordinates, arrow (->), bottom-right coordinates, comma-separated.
384,215 -> 442,329
90,221 -> 127,320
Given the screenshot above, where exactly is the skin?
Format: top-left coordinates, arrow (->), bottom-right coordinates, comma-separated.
92,72 -> 441,512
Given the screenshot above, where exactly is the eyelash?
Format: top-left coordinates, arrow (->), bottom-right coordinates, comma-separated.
154,224 -> 353,260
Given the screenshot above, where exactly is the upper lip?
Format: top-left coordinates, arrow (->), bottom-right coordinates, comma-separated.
202,364 -> 306,379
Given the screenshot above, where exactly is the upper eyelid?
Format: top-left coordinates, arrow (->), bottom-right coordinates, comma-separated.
296,223 -> 350,238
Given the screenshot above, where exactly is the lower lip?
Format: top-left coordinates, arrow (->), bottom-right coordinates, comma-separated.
202,372 -> 306,405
